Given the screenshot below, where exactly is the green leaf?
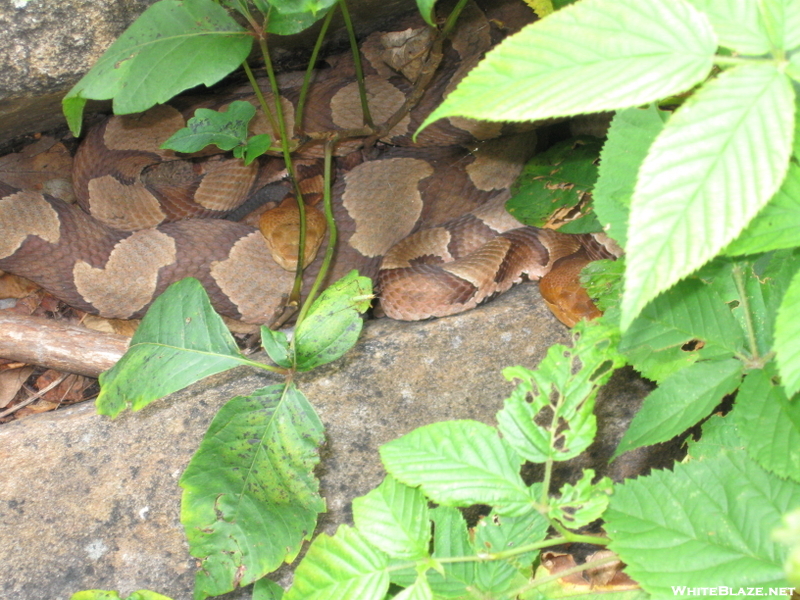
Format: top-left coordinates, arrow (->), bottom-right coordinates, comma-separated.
775,266 -> 800,397
263,5 -> 333,36
506,137 -> 603,227
380,420 -> 535,517
261,326 -> 293,368
758,0 -> 800,51
181,383 -> 325,599
684,0 -> 771,54
734,367 -> 800,483
415,0 -> 437,26
725,161 -> 800,256
428,506 -> 475,596
352,475 -> 431,560
238,133 -> 274,165
96,278 -> 249,417
549,469 -> 613,529
606,449 -> 800,595
284,525 -> 390,600
161,101 -> 255,153
619,277 -> 745,382
621,65 -> 795,328
498,320 -> 625,462
472,510 -> 548,593
419,0 -> 716,129
393,575 -> 433,600
293,271 -> 372,371
62,0 -> 251,135
253,578 -> 284,600
773,508 -> 800,587
593,105 -> 669,248
614,358 -> 743,458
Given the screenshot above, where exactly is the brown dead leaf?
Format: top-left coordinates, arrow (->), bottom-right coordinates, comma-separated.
0,273 -> 41,299
537,550 -> 639,592
0,366 -> 34,408
82,315 -> 139,337
35,370 -> 91,404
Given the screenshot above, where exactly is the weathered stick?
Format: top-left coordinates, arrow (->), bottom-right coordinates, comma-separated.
0,313 -> 129,377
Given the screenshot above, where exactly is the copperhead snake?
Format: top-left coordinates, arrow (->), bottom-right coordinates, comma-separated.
0,3 -> 619,328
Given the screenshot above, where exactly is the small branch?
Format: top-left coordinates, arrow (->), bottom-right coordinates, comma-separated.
339,0 -> 374,128
0,313 -> 130,377
0,372 -> 69,418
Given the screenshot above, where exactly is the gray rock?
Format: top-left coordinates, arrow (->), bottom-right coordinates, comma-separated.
0,0 -> 415,148
0,284 -> 670,600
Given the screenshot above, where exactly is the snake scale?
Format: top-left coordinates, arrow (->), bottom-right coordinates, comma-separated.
0,2 -> 619,327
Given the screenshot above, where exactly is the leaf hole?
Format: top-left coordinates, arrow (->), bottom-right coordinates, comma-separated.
681,339 -> 704,351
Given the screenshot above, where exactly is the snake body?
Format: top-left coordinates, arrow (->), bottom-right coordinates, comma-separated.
0,3 -> 619,326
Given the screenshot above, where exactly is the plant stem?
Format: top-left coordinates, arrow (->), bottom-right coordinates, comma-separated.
258,35 -> 309,308
241,61 -> 279,136
293,138 -> 338,331
338,0 -> 374,128
295,7 -> 336,137
441,0 -> 471,37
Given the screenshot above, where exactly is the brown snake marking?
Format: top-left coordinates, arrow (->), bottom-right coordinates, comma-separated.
0,3 -> 620,326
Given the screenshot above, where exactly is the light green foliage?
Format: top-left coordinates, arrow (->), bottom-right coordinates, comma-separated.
162,101 -> 273,165
497,320 -> 624,463
549,469 -> 613,529
773,508 -> 800,586
63,0 -> 251,136
606,448 -> 800,595
181,384 -> 325,599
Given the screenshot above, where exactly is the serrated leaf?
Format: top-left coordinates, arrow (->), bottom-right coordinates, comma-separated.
593,105 -> 669,248
419,0 -> 716,129
725,161 -> 800,256
473,510 -> 548,593
96,278 -> 250,417
614,358 -> 743,458
606,449 -> 800,595
734,367 -> 800,482
498,320 -> 624,462
775,266 -> 800,397
393,575 -> 433,600
550,469 -> 613,529
507,137 -> 602,227
352,475 -> 431,560
62,0 -> 251,135
621,65 -> 795,329
284,525 -> 389,600
180,383 -> 325,599
162,101 -> 255,153
759,0 -> 800,51
293,271 -> 372,371
684,0 -> 771,54
380,420 -> 535,517
686,413 -> 744,460
620,277 -> 744,382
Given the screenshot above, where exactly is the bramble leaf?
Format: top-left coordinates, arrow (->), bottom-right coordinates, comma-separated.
622,65 -> 795,328
380,420 -> 535,517
419,0 -> 716,129
161,101 -> 256,153
284,526 -> 390,600
606,449 -> 800,595
775,265 -> 800,397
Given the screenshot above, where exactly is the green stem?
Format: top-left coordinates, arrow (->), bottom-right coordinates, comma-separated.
713,55 -> 782,67
241,60 -> 279,136
236,355 -> 289,374
338,0 -> 374,128
258,34 -> 308,306
441,0 -> 471,37
295,7 -> 336,138
293,138 -> 338,331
